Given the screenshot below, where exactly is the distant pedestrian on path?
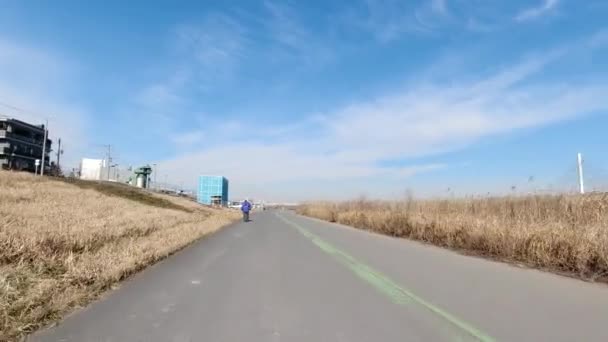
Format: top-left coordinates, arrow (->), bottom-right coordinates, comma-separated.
241,199 -> 252,222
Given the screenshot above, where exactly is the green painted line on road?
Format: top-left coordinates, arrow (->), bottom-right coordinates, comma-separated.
277,213 -> 496,342
306,227 -> 413,305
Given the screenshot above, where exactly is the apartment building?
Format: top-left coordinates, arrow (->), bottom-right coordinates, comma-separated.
0,117 -> 52,173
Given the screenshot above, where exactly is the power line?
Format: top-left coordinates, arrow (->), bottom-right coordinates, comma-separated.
0,100 -> 29,113
0,99 -> 48,118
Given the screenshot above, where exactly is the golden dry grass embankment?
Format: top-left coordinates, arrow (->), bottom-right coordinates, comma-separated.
0,171 -> 239,341
298,194 -> 608,282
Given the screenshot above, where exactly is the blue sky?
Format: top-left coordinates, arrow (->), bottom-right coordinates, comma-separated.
1,0 -> 608,201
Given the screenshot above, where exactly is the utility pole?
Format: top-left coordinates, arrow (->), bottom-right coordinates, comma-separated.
55,138 -> 63,176
106,145 -> 112,181
577,153 -> 585,194
40,119 -> 48,176
56,138 -> 62,172
113,164 -> 119,182
153,163 -> 157,190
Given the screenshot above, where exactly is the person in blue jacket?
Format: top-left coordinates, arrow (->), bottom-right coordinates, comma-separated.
241,199 -> 252,222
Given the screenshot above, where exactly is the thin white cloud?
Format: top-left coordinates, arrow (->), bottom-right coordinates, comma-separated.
158,35 -> 608,201
174,13 -> 248,87
123,14 -> 249,144
431,0 -> 448,15
515,0 -> 559,22
160,142 -> 446,200
135,83 -> 181,108
171,131 -> 204,146
263,0 -> 308,50
0,37 -> 90,169
262,0 -> 335,65
466,17 -> 496,33
326,79 -> 606,163
355,0 -> 432,42
589,29 -> 608,48
354,0 -> 457,42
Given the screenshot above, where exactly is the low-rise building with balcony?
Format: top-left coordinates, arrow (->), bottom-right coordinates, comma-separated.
0,117 -> 52,173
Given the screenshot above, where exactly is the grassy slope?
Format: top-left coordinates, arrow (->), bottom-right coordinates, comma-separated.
299,195 -> 608,282
0,172 -> 239,341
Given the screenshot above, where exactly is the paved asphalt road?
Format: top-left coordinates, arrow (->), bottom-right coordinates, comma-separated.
31,210 -> 608,342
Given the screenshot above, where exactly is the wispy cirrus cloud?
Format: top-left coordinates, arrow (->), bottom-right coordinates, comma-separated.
0,37 -> 90,168
589,29 -> 608,48
352,0 -> 559,36
358,0 -> 432,42
126,4 -> 339,160
174,13 -> 248,86
123,13 -> 250,144
262,0 -> 335,65
263,0 -> 309,51
515,0 -> 559,22
171,130 -> 204,147
325,63 -> 605,164
351,0 -> 499,41
431,0 -> 448,15
159,31 -> 608,201
466,17 -> 496,33
104,2 -> 606,200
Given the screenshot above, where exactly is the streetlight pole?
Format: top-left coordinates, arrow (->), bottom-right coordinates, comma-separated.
40,119 -> 48,176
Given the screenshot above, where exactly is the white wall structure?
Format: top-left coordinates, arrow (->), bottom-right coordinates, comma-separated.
80,158 -> 103,180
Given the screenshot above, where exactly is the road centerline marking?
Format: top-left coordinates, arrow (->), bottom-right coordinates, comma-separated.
276,213 -> 495,342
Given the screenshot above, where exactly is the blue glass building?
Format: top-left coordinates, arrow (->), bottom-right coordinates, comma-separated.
197,175 -> 229,205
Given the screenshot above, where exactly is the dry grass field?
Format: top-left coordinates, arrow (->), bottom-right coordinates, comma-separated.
299,194 -> 608,282
0,172 -> 239,341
